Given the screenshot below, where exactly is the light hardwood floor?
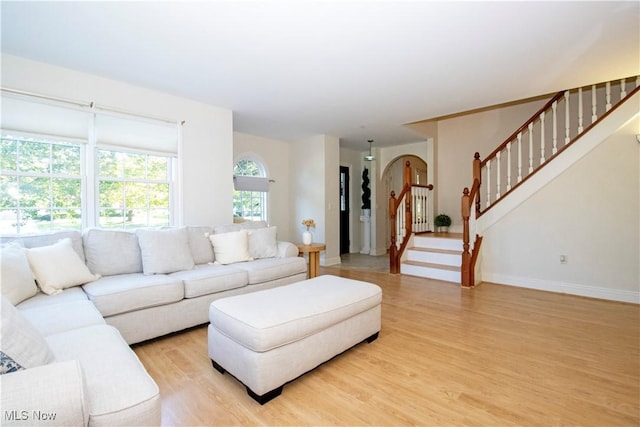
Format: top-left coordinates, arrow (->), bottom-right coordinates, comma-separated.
134,266 -> 639,426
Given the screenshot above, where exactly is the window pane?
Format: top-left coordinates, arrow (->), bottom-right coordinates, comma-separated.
124,153 -> 146,179
20,177 -> 50,209
125,182 -> 147,209
98,150 -> 122,178
52,144 -> 81,175
0,176 -> 18,209
52,179 -> 81,207
99,180 -> 123,208
99,208 -> 125,228
0,209 -> 20,234
1,138 -> 17,171
52,208 -> 82,231
19,140 -> 50,174
147,156 -> 168,180
149,208 -> 169,227
149,183 -> 169,207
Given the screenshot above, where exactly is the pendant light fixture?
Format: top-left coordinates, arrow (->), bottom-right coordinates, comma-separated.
364,139 -> 375,161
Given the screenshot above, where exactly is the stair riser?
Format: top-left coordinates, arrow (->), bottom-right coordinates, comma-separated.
400,264 -> 459,283
413,236 -> 463,251
407,250 -> 461,266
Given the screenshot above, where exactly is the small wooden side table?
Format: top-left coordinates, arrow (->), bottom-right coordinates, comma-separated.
297,243 -> 326,279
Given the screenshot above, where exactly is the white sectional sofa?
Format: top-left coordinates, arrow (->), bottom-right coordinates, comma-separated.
0,222 -> 307,426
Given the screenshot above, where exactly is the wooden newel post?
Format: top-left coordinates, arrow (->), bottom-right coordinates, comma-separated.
389,191 -> 399,274
473,152 -> 482,215
461,187 -> 472,287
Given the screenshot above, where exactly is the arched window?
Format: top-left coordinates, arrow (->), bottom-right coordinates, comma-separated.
233,158 -> 267,222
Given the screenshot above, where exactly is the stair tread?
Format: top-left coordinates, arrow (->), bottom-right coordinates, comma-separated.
402,260 -> 461,272
408,247 -> 462,255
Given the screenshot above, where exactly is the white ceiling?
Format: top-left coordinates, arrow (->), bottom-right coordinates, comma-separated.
1,1 -> 638,150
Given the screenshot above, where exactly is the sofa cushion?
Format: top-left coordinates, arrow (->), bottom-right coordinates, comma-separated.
170,264 -> 248,298
208,230 -> 252,265
136,227 -> 195,275
214,220 -> 268,235
19,301 -> 106,337
83,228 -> 142,276
17,230 -> 86,261
25,238 -> 99,295
46,325 -> 161,426
247,226 -> 278,259
16,287 -> 88,310
186,226 -> 215,264
0,243 -> 38,305
234,256 -> 307,285
82,273 -> 184,317
1,296 -> 54,369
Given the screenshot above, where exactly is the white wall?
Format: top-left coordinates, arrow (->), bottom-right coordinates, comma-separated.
481,115 -> 640,302
436,99 -> 546,229
1,54 -> 233,226
233,132 -> 292,241
290,135 -> 340,265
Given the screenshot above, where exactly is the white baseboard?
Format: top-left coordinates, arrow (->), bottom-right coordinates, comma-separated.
483,272 -> 640,304
321,255 -> 342,266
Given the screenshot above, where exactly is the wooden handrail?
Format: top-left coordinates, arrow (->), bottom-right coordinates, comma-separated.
478,82 -> 639,217
480,91 -> 565,168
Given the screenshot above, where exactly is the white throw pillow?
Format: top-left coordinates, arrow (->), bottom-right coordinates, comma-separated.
0,243 -> 38,305
208,230 -> 252,265
25,238 -> 99,295
248,227 -> 278,259
1,296 -> 54,368
136,227 -> 195,275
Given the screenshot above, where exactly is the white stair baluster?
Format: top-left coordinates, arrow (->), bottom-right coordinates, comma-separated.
578,87 -> 584,133
528,123 -> 534,173
591,85 -> 598,123
540,111 -> 546,164
564,91 -> 570,144
621,78 -> 627,99
517,132 -> 523,182
486,160 -> 491,208
496,151 -> 501,199
552,101 -> 558,154
506,141 -> 512,192
606,81 -> 612,111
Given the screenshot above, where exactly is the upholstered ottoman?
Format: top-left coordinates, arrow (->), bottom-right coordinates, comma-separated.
208,274 -> 382,404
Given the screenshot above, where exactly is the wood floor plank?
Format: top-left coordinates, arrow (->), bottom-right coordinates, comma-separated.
133,266 -> 639,426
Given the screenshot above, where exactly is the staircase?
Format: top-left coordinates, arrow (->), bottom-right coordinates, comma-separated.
389,75 -> 639,287
400,233 -> 462,283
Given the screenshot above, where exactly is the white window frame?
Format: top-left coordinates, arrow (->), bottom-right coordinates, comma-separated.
233,156 -> 268,222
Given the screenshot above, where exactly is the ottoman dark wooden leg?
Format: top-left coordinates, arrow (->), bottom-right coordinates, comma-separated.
246,385 -> 283,405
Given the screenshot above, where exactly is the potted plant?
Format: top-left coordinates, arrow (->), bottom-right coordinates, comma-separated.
435,214 -> 452,233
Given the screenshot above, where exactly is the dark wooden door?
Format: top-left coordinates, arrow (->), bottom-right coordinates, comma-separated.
339,166 -> 350,254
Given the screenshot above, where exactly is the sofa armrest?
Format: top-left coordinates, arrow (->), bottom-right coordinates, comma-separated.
0,360 -> 89,426
277,241 -> 300,258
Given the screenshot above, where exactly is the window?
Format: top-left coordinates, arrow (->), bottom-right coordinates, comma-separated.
97,149 -> 172,229
233,159 -> 267,222
0,135 -> 83,234
1,90 -> 180,234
